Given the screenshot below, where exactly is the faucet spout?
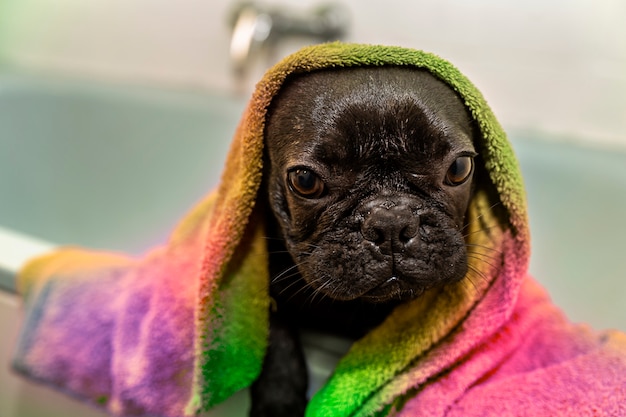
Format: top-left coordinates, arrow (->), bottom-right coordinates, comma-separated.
229,5 -> 273,79
228,2 -> 349,86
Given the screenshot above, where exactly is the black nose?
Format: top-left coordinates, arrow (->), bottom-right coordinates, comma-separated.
361,199 -> 419,252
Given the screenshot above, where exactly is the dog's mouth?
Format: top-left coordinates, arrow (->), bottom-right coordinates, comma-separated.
359,276 -> 428,303
290,234 -> 469,304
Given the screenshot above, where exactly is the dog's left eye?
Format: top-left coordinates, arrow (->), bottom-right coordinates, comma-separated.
445,156 -> 474,186
287,168 -> 325,198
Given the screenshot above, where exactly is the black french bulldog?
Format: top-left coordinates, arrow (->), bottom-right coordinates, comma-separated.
250,66 -> 478,416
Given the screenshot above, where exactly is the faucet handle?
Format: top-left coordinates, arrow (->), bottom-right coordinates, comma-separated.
271,2 -> 349,41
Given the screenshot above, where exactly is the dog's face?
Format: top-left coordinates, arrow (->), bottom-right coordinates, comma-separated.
264,67 -> 476,304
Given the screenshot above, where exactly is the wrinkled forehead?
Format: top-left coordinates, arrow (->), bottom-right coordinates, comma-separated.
266,66 -> 475,165
276,66 -> 472,124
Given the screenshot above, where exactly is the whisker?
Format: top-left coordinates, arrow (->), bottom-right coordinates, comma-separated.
303,243 -> 323,251
460,201 -> 502,233
286,276 -> 323,303
265,250 -> 296,257
465,249 -> 502,263
467,254 -> 499,271
463,274 -> 479,293
274,273 -> 313,303
274,272 -> 303,290
307,278 -> 333,305
282,281 -> 309,299
462,224 -> 500,239
466,262 -> 494,283
271,264 -> 301,283
465,243 -> 503,255
464,272 -> 489,296
261,236 -> 286,241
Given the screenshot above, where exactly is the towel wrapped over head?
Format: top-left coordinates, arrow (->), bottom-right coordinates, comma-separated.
12,43 -> 626,416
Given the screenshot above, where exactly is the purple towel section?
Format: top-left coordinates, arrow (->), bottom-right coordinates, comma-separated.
13,248 -> 198,416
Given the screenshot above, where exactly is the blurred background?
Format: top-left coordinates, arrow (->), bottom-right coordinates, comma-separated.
0,0 -> 624,145
0,2 -> 625,416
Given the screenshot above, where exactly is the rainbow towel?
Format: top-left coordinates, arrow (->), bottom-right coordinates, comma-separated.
12,43 -> 626,416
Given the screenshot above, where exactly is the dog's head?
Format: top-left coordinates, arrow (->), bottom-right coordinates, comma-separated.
264,67 -> 477,304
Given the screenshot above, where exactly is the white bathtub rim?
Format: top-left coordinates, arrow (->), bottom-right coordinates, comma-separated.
0,226 -> 55,292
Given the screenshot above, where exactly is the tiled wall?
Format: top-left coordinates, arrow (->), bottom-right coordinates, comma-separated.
1,0 -> 624,146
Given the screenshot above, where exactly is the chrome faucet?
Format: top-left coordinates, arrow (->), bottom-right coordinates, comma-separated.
228,2 -> 349,85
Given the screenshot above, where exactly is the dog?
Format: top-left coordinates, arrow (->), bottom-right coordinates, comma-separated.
250,66 -> 479,416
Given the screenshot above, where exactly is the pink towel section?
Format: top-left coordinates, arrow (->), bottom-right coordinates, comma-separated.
399,278 -> 626,416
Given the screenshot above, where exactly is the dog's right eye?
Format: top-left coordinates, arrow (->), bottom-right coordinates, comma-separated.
287,168 -> 325,198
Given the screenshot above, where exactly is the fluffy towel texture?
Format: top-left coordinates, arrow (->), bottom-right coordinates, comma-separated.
12,43 -> 626,416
